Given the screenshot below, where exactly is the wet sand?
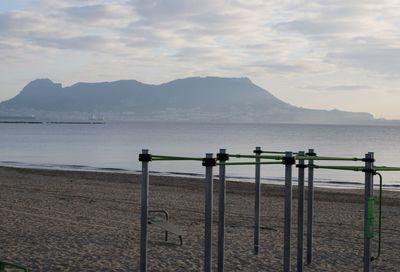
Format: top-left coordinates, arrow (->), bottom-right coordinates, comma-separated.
0,166 -> 399,271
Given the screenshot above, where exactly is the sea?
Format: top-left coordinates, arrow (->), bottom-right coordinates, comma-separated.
1,121 -> 400,190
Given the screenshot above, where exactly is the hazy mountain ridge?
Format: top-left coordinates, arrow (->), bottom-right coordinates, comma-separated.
0,77 -> 375,124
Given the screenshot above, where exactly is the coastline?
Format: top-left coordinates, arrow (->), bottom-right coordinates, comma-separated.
1,166 -> 399,271
1,162 -> 399,192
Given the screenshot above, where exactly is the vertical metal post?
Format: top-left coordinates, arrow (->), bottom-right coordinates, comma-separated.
139,149 -> 150,272
297,151 -> 305,272
204,153 -> 215,272
364,152 -> 374,272
306,149 -> 315,265
217,149 -> 227,272
254,146 -> 262,255
283,151 -> 294,272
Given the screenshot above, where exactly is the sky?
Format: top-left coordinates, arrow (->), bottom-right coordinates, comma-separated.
0,0 -> 399,119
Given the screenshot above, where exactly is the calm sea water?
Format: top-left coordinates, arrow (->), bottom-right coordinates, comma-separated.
1,121 -> 400,190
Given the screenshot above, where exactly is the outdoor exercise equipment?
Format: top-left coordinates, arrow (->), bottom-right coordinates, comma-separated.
148,208 -> 184,245
138,148 -> 399,272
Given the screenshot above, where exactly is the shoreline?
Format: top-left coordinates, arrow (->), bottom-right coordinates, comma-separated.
1,166 -> 400,271
2,165 -> 400,204
1,163 -> 399,192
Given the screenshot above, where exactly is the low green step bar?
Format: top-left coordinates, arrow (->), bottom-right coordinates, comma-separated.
0,261 -> 28,272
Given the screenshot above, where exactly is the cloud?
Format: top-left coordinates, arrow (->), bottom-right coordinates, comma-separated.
251,61 -> 309,73
304,84 -> 374,92
63,4 -> 134,25
31,35 -> 113,50
130,0 -> 222,22
328,46 -> 400,76
0,11 -> 44,36
272,1 -> 400,76
274,19 -> 363,36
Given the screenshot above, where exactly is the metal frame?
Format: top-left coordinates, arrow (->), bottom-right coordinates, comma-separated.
139,148 -> 380,272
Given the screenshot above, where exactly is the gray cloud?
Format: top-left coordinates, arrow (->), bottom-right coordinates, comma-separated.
328,46 -> 400,75
253,61 -> 309,73
130,0 -> 218,21
0,11 -> 41,35
173,47 -> 216,61
63,4 -> 134,24
65,5 -> 120,21
274,19 -> 360,36
31,35 -> 111,50
304,84 -> 374,92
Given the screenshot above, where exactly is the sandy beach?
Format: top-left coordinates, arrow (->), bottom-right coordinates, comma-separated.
0,166 -> 399,271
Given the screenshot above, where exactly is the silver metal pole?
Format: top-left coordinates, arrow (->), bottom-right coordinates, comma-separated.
204,153 -> 214,272
254,146 -> 261,255
139,149 -> 150,272
306,149 -> 315,265
217,149 -> 227,272
363,152 -> 374,272
297,151 -> 305,272
283,151 -> 294,272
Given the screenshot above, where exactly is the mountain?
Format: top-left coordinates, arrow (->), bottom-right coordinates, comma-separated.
0,77 -> 374,124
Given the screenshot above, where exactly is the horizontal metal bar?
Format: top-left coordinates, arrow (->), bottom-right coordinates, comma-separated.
374,166 -> 400,171
261,151 -> 299,155
230,154 -> 283,160
152,155 -> 203,161
310,165 -> 364,171
295,156 -> 363,161
217,161 -> 282,166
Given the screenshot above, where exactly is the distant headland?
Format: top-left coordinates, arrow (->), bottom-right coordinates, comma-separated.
0,77 -> 396,125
